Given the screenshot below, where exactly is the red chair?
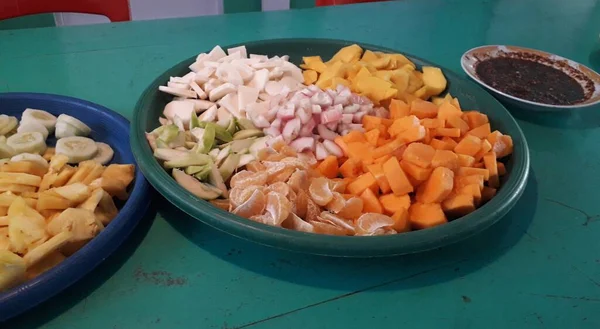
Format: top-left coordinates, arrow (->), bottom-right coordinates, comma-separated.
316,0 -> 388,6
0,0 -> 131,22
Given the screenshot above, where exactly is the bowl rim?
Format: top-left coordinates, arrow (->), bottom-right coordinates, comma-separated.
0,92 -> 152,320
131,37 -> 530,257
461,44 -> 600,109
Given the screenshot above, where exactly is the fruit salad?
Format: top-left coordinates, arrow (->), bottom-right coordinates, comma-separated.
0,109 -> 135,291
150,44 -> 514,237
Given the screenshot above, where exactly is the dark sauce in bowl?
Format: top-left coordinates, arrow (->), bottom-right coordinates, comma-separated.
475,57 -> 586,105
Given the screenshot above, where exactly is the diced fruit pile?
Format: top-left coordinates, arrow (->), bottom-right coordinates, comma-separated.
0,110 -> 135,292
150,44 -> 514,236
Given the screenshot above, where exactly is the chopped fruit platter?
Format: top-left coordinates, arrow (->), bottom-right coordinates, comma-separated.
0,109 -> 135,292
146,43 -> 515,237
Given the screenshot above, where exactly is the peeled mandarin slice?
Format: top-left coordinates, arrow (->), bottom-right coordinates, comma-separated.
308,177 -> 334,206
337,197 -> 364,220
232,189 -> 266,219
265,191 -> 291,225
267,182 -> 290,197
326,192 -> 346,213
355,213 -> 396,235
319,212 -> 355,235
309,220 -> 347,236
230,170 -> 268,188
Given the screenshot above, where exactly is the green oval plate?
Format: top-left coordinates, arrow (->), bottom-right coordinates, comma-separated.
131,38 -> 530,257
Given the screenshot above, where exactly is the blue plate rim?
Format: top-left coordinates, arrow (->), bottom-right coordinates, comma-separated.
0,92 -> 152,321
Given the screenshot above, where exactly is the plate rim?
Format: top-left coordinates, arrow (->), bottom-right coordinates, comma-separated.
130,37 -> 530,257
0,92 -> 152,321
460,44 -> 600,109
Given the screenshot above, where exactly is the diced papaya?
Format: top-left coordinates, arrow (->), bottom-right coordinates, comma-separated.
410,99 -> 438,119
364,129 -> 380,146
497,162 -> 506,176
303,70 -> 318,85
457,154 -> 476,167
435,127 -> 461,138
371,138 -> 404,159
338,156 -> 348,166
398,125 -> 426,143
431,150 -> 459,171
343,131 -> 368,143
400,160 -> 433,182
402,143 -> 435,168
389,99 -> 410,119
457,167 -> 490,180
339,158 -> 362,178
420,118 -> 443,129
467,123 -> 491,139
360,188 -> 384,213
430,139 -> 454,151
442,193 -> 476,218
492,135 -> 513,158
462,111 -> 489,129
481,186 -> 497,203
347,172 -> 378,195
374,154 -> 392,164
334,136 -> 350,155
391,144 -> 407,159
362,115 -> 383,131
377,137 -> 390,147
446,115 -> 470,135
416,166 -> 454,203
389,115 -> 419,137
454,135 -> 482,157
457,184 -> 482,205
379,194 -> 411,215
483,153 -> 499,188
317,155 -> 339,179
409,203 -> 448,229
367,163 -> 392,194
391,208 -> 411,232
438,101 -> 462,121
442,136 -> 458,148
346,142 -> 372,159
454,175 -> 484,190
451,97 -> 461,110
486,130 -> 503,145
473,162 -> 485,168
382,157 -> 413,196
474,139 -> 492,162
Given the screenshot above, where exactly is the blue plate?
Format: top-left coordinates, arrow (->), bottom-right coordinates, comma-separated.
0,93 -> 151,321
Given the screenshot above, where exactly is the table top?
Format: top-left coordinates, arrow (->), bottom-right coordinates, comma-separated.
2,0 -> 600,328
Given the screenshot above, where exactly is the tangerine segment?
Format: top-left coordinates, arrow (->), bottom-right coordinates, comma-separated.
268,182 -> 290,197
249,213 -> 276,226
326,192 -> 346,213
319,212 -> 355,235
309,220 -> 347,236
268,167 -> 295,184
294,189 -> 309,219
287,169 -> 309,192
337,197 -> 364,220
308,177 -> 334,206
305,198 -> 321,222
355,213 -> 396,235
265,191 -> 291,225
230,170 -> 268,188
282,213 -> 314,233
229,185 -> 264,208
232,189 -> 266,219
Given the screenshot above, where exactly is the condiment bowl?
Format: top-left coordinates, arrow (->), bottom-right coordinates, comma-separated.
461,45 -> 600,112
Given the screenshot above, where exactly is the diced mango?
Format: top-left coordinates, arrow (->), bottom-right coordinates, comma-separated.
379,194 -> 411,215
303,70 -> 318,85
416,167 -> 454,203
431,149 -> 459,171
454,135 -> 482,157
403,143 -> 435,168
442,194 -> 476,218
347,172 -> 378,195
382,157 -> 413,196
360,188 -> 383,213
409,203 -> 447,229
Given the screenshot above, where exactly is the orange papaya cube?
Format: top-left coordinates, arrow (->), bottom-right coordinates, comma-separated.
345,142 -> 372,159
442,193 -> 476,218
486,130 -> 503,145
493,135 -> 513,158
454,175 -> 484,190
431,150 -> 459,172
423,128 -> 434,145
376,137 -> 390,147
497,162 -> 506,176
438,101 -> 462,121
398,125 -> 427,143
379,125 -> 389,139
481,186 -> 497,203
362,115 -> 383,131
467,123 -> 491,139
457,154 -> 476,167
382,157 -> 413,196
454,135 -> 482,157
334,136 -> 350,155
388,115 -> 419,137
360,188 -> 384,213
410,99 -> 438,119
317,155 -> 339,179
435,127 -> 461,138
473,162 -> 485,168
420,118 -> 443,129
381,118 -> 394,127
409,203 -> 448,229
474,139 -> 492,162
389,99 -> 410,119
457,184 -> 482,205
379,194 -> 411,215
430,138 -> 454,151
391,144 -> 407,159
374,154 -> 392,164
339,158 -> 362,178
462,111 -> 489,129
403,142 -> 435,168
372,138 -> 404,159
400,159 -> 433,181
338,156 -> 348,166
364,129 -> 380,146
451,97 -> 461,110
343,130 -> 367,143
483,153 -> 499,188
391,207 -> 411,232
445,115 -> 470,135
347,172 -> 378,195
366,163 -> 392,194
457,167 -> 490,180
442,136 -> 458,148
416,167 -> 454,203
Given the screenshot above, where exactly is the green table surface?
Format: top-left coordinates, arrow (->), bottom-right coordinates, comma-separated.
2,0 -> 600,328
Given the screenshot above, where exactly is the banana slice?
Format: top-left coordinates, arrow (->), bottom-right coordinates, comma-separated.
91,142 -> 114,165
0,116 -> 18,136
0,143 -> 15,158
55,136 -> 98,163
6,132 -> 46,155
0,250 -> 26,292
17,121 -> 49,140
11,153 -> 49,169
57,114 -> 91,136
55,121 -> 81,139
22,109 -> 57,134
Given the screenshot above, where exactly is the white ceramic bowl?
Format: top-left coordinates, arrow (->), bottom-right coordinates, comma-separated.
461,45 -> 600,111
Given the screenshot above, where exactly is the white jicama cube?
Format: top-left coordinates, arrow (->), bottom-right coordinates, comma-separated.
227,46 -> 248,58
237,85 -> 259,111
217,93 -> 241,118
